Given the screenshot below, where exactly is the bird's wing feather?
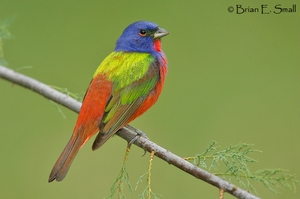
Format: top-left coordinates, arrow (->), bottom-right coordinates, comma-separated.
92,54 -> 159,150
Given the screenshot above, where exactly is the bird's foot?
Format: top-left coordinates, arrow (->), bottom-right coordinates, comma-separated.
126,125 -> 149,156
126,125 -> 149,142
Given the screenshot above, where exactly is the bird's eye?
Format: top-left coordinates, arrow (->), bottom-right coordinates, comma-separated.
139,29 -> 147,36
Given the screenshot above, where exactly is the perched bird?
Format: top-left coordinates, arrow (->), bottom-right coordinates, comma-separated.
48,21 -> 169,182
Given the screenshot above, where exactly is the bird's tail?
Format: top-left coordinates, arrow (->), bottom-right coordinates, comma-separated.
48,133 -> 84,182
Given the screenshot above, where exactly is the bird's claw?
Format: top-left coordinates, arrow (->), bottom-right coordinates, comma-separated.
126,125 -> 149,156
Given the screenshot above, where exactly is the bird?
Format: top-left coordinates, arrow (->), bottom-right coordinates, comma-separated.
48,21 -> 169,182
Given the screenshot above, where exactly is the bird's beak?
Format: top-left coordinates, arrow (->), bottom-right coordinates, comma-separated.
154,27 -> 169,39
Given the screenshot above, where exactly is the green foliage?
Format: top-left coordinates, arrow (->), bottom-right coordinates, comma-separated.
185,141 -> 300,194
105,147 -> 133,199
0,15 -> 16,66
106,149 -> 161,199
135,172 -> 162,199
105,164 -> 133,199
135,151 -> 161,199
251,169 -> 299,194
106,141 -> 299,198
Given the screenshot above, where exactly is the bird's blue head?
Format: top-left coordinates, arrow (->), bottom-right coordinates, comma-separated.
115,21 -> 168,54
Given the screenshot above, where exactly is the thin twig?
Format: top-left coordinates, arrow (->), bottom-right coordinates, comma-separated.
0,65 -> 261,199
147,151 -> 155,199
118,146 -> 131,199
220,188 -> 225,199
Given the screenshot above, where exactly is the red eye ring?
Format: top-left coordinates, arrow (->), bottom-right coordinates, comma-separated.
139,29 -> 147,36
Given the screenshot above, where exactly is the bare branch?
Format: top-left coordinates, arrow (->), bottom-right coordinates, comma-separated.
0,65 -> 260,199
0,65 -> 80,113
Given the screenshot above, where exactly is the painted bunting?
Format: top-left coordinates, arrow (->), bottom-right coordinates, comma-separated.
48,21 -> 169,182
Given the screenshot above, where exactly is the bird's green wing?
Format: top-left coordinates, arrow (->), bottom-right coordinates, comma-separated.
92,52 -> 159,150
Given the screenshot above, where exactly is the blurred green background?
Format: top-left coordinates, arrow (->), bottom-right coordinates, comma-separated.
0,1 -> 299,198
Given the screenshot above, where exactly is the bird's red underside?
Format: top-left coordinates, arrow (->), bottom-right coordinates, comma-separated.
73,75 -> 113,145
